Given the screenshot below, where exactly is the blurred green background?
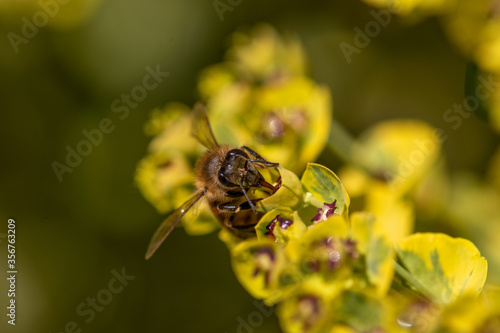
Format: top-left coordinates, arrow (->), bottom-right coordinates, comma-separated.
0,0 -> 498,332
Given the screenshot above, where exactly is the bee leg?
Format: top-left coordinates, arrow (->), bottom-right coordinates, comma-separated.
239,199 -> 262,211
240,178 -> 258,213
241,146 -> 279,167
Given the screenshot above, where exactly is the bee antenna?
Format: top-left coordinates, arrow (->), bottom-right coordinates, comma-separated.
240,178 -> 257,214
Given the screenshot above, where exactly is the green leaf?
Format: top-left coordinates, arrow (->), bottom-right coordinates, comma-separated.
258,166 -> 304,212
396,233 -> 488,306
301,163 -> 350,217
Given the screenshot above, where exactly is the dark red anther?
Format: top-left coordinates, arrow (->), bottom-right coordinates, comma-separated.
311,200 -> 338,222
265,215 -> 294,239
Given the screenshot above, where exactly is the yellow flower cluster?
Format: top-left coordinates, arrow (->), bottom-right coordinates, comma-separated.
135,22 -> 499,333
229,163 -> 488,333
136,25 -> 332,236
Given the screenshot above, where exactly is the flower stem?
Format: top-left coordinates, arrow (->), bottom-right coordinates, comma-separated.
327,119 -> 392,182
327,118 -> 356,164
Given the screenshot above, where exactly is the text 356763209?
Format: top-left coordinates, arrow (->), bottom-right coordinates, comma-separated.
6,218 -> 16,326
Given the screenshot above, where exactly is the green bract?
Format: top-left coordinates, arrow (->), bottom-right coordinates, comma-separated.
349,213 -> 394,296
258,167 -> 304,213
301,163 -> 350,218
396,233 -> 488,306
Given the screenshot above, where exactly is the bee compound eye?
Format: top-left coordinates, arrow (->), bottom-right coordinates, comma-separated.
227,149 -> 247,158
218,170 -> 234,187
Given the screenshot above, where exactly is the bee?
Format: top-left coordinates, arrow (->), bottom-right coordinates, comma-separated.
145,103 -> 280,259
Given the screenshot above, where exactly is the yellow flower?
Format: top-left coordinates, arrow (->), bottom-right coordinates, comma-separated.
197,64 -> 238,101
231,239 -> 288,304
475,20 -> 500,75
135,151 -> 194,213
443,0 -> 500,75
227,24 -> 307,83
250,77 -> 332,172
197,25 -> 332,173
362,0 -> 457,17
277,278 -> 333,333
255,209 -> 307,245
144,103 -> 199,155
340,120 -> 444,243
351,120 -> 442,193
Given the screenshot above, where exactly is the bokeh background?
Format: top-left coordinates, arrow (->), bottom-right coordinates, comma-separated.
0,0 -> 499,332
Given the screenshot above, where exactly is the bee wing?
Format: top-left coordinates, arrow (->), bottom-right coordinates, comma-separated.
145,190 -> 206,260
191,103 -> 219,149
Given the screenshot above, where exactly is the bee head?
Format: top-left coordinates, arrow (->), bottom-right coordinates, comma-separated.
218,149 -> 260,188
